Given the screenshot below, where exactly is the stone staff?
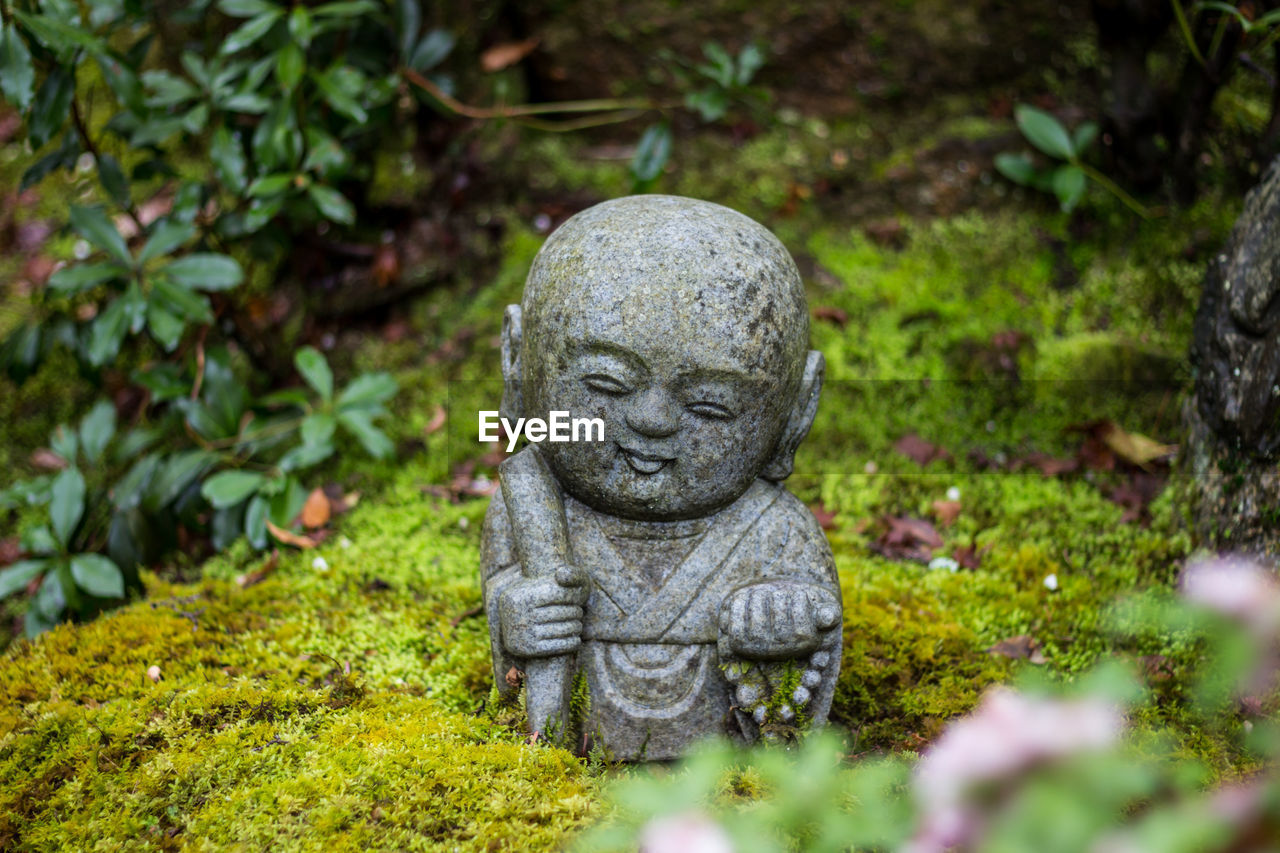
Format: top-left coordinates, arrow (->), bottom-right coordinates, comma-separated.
497,447 -> 587,741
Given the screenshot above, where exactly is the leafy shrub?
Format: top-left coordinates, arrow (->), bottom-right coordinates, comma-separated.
0,0 -> 771,636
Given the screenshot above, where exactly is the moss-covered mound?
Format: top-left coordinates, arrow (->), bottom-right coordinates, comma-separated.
1,188 -> 1253,846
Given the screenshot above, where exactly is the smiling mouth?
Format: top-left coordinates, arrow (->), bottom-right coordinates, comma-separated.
619,447 -> 673,475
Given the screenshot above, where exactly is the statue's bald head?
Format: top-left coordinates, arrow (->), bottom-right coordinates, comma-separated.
522,195 -> 809,389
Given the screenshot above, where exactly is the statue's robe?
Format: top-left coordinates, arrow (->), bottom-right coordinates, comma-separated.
481,477 -> 842,761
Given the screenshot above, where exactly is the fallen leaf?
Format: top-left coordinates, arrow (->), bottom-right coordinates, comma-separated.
266,520 -> 316,549
235,550 -> 278,588
0,537 -> 20,566
931,499 -> 961,526
1017,452 -> 1079,477
505,666 -> 524,689
894,433 -> 950,466
871,515 -> 943,563
333,490 -> 360,514
863,218 -> 906,248
301,488 -> 331,529
481,38 -> 539,73
1108,470 -> 1167,525
812,306 -> 849,328
988,634 -> 1046,664
146,665 -> 162,682
1098,421 -> 1176,469
952,542 -> 984,570
424,405 -> 447,435
30,448 -> 67,470
371,243 -> 400,287
809,501 -> 839,530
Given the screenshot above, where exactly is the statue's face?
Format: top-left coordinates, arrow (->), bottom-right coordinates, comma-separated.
524,281 -> 798,521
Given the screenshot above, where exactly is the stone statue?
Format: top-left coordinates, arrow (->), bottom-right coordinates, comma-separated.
480,195 -> 843,760
1185,157 -> 1280,558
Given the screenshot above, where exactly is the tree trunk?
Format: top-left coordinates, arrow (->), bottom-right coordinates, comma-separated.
1183,156 -> 1280,557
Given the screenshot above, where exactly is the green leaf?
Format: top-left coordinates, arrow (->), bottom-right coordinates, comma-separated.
0,23 -> 36,111
338,410 -> 394,459
307,184 -> 354,225
34,571 -> 65,622
220,92 -> 271,113
0,559 -> 45,599
152,276 -> 214,324
201,470 -> 267,509
94,51 -> 143,113
147,450 -> 216,510
50,467 -> 86,548
132,364 -> 189,400
1014,104 -> 1075,161
245,494 -> 269,549
146,301 -> 185,351
50,423 -> 77,464
211,126 -> 249,193
1052,163 -> 1087,212
1072,121 -> 1099,154
735,43 -> 764,86
288,7 -> 313,47
1,321 -> 41,383
96,154 -> 130,208
314,1 -> 379,17
122,280 -> 147,333
218,0 -> 279,17
409,29 -> 454,71
88,297 -> 130,366
221,10 -> 283,55
28,67 -> 75,149
47,261 -> 129,294
314,69 -> 367,123
300,412 -> 335,446
112,427 -> 162,462
78,400 -> 116,464
139,220 -> 196,264
685,88 -> 728,122
279,441 -> 333,472
70,205 -> 132,266
141,69 -> 198,108
164,253 -> 244,291
337,372 -> 397,410
276,41 -> 304,90
396,0 -> 421,58
112,453 -> 161,510
181,102 -> 210,134
994,152 -> 1037,186
630,123 -> 672,187
15,11 -> 99,57
247,172 -> 294,197
22,525 -> 57,555
70,553 -> 124,598
294,346 -> 333,402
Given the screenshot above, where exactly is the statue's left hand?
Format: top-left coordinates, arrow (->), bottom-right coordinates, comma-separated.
719,581 -> 840,661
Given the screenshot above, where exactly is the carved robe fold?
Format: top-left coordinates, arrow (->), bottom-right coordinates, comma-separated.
481,478 -> 842,760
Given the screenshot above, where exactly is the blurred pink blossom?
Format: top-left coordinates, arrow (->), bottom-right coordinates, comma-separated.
1181,556 -> 1280,636
906,687 -> 1124,853
639,811 -> 734,853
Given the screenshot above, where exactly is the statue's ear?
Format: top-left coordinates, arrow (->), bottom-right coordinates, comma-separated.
761,350 -> 824,482
499,304 -> 523,424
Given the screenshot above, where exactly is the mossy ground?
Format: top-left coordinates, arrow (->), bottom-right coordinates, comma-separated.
0,70 -> 1260,848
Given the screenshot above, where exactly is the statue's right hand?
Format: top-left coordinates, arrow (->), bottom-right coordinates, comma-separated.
498,567 -> 589,658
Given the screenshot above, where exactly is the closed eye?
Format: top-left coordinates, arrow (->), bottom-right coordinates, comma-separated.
686,401 -> 736,420
583,374 -> 632,395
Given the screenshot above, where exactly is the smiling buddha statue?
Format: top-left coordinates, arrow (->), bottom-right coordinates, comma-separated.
480,195 -> 842,761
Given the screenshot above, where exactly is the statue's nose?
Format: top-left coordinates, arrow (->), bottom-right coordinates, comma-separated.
624,387 -> 680,437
